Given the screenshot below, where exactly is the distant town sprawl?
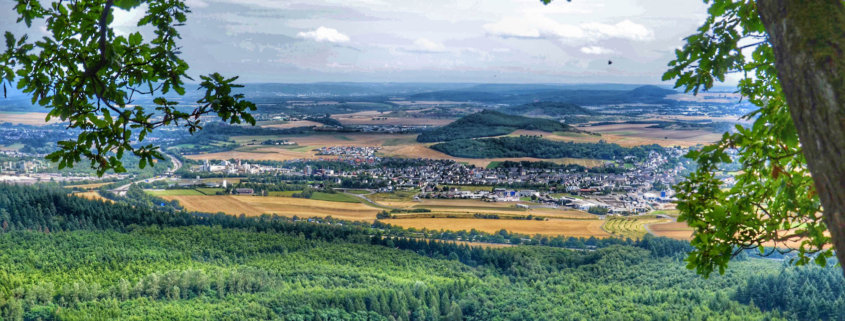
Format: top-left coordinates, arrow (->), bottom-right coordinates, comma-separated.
185,144 -> 710,215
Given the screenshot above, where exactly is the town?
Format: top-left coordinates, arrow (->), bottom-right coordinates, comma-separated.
189,145 -> 686,215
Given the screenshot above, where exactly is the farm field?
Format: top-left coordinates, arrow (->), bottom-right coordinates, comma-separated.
557,122 -> 720,147
258,120 -> 323,129
195,187 -> 224,195
380,217 -> 610,237
145,189 -> 204,196
511,127 -> 719,148
309,191 -> 362,203
160,195 -> 379,221
183,132 -> 606,168
602,215 -> 672,239
0,112 -> 59,125
649,222 -> 694,240
333,111 -> 455,126
372,197 -> 596,219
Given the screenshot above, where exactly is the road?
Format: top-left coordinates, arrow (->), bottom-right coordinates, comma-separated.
334,188 -> 400,210
110,153 -> 181,195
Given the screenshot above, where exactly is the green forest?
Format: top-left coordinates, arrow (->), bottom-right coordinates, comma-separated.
431,136 -> 665,160
417,110 -> 576,142
0,184 -> 842,320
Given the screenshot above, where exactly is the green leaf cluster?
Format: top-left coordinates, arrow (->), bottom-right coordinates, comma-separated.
663,0 -> 831,277
1,0 -> 255,176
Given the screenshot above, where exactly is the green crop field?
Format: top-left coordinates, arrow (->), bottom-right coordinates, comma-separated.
195,188 -> 224,195
310,192 -> 362,203
145,189 -> 204,196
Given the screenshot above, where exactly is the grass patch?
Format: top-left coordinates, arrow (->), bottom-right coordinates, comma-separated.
553,131 -> 588,137
310,192 -> 362,203
382,137 -> 417,146
145,189 -> 203,196
651,209 -> 680,216
195,188 -> 224,195
344,189 -> 371,194
370,190 -> 419,202
268,191 -> 300,197
333,135 -> 353,141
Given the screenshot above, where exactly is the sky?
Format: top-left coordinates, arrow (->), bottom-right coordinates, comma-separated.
1,0 -> 711,84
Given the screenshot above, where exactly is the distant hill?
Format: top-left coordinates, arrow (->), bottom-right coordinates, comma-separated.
417,110 -> 577,142
408,85 -> 677,105
628,85 -> 677,98
503,101 -> 595,117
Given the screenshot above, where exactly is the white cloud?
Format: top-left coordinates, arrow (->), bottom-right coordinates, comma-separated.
580,46 -> 613,55
581,20 -> 652,41
483,17 -> 542,38
484,16 -> 652,42
185,0 -> 209,8
297,27 -> 350,43
112,4 -> 148,36
413,38 -> 446,52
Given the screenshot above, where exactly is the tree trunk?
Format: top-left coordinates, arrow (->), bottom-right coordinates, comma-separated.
757,0 -> 845,272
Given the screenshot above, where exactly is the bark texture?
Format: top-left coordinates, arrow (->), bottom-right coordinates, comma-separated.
757,0 -> 845,272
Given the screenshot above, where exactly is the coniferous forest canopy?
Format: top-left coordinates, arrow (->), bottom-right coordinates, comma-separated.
431,136 -> 665,160
0,184 -> 843,320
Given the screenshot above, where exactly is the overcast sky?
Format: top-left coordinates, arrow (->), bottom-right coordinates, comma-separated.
1,0 -> 711,84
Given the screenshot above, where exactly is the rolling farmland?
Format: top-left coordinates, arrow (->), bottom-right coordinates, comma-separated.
160,195 -> 380,221
381,217 -> 610,237
602,215 -> 672,239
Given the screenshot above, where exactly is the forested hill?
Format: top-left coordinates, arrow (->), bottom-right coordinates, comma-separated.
0,184 -> 842,320
431,136 -> 664,160
417,110 -> 578,142
502,101 -> 595,117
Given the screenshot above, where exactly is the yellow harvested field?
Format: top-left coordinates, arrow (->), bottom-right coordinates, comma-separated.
334,111 -> 455,126
373,198 -> 594,219
0,112 -> 59,126
649,222 -> 693,240
161,195 -> 380,221
381,218 -> 610,237
513,127 -> 719,148
259,120 -> 323,129
603,216 -> 672,239
72,191 -> 111,203
528,207 -> 597,219
186,147 -> 334,162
